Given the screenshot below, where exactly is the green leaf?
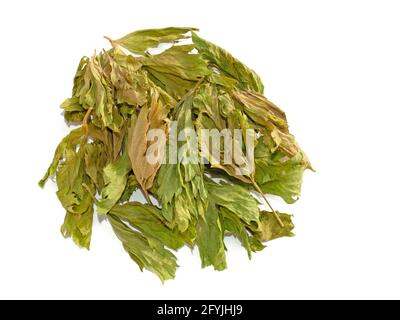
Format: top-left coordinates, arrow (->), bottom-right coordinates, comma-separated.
109,214 -> 178,282
208,73 -> 238,88
156,162 -> 206,234
193,83 -> 226,130
61,204 -> 94,250
220,207 -> 264,259
72,56 -> 89,96
41,27 -> 311,279
97,146 -> 132,214
155,163 -> 181,222
192,32 -> 264,93
142,46 -> 211,81
196,201 -> 227,271
205,179 -> 260,225
39,127 -> 83,187
156,96 -> 207,232
83,142 -> 108,191
110,202 -> 186,250
60,97 -> 84,112
54,139 -> 96,249
64,111 -> 85,123
147,68 -> 195,100
104,50 -> 148,107
195,98 -> 255,184
116,27 -> 198,54
77,56 -> 123,132
218,93 -> 236,117
255,142 -> 310,204
251,211 -> 295,242
119,175 -> 139,203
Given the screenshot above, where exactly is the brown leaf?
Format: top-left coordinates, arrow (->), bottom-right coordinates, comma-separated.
128,89 -> 168,192
232,90 -> 287,129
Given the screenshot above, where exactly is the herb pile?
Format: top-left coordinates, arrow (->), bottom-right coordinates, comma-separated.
40,27 -> 312,281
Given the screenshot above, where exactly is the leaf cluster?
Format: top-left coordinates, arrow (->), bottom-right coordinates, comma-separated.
40,27 -> 312,281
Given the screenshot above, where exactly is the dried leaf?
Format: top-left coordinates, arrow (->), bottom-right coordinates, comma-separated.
128,89 -> 168,193
192,32 -> 264,93
220,207 -> 264,259
41,27 -> 312,280
232,90 -> 287,129
39,127 -> 83,187
109,214 -> 178,282
255,141 -> 311,204
97,147 -> 132,214
110,202 -> 186,250
251,211 -> 295,242
116,27 -> 198,54
196,201 -> 227,271
206,179 -> 260,225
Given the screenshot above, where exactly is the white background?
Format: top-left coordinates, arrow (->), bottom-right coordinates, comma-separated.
0,0 -> 399,300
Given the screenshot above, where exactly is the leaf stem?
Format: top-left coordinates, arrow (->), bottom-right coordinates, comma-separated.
104,36 -> 117,48
252,180 -> 284,227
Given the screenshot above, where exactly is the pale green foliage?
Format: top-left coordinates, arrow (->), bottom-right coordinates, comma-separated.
109,214 -> 178,282
116,27 -> 198,55
40,27 -> 312,281
97,147 -> 131,214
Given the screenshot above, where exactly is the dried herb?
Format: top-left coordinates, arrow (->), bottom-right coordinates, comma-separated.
40,27 -> 312,281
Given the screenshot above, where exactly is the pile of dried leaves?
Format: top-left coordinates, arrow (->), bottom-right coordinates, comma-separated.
40,27 -> 312,281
